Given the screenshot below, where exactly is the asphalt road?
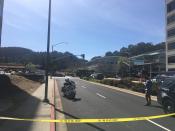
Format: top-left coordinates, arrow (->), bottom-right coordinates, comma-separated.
56,77 -> 175,131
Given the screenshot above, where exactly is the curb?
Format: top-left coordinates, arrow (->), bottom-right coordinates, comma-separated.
55,80 -> 68,131
50,79 -> 56,131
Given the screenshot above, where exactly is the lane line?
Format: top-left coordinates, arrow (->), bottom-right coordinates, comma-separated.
147,120 -> 172,131
81,79 -> 157,101
81,86 -> 87,89
96,93 -> 106,99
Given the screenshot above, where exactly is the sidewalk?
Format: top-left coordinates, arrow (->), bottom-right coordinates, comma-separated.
0,78 -> 55,131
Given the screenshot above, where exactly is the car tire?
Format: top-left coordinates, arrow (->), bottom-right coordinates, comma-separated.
163,100 -> 175,114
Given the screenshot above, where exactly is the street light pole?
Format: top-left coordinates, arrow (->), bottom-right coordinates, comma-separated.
52,42 -> 68,52
0,0 -> 4,48
52,45 -> 53,53
44,0 -> 52,103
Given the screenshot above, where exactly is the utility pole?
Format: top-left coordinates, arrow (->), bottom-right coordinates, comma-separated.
0,0 -> 4,47
44,0 -> 52,103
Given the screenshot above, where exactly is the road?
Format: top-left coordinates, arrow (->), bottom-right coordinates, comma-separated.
55,77 -> 175,131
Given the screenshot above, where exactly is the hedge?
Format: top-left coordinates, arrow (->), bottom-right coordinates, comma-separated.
84,78 -> 158,96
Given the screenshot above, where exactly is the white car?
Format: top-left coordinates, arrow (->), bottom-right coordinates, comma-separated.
0,71 -> 5,74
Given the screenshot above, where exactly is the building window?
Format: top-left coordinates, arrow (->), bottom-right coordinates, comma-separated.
168,42 -> 175,50
167,28 -> 175,37
167,1 -> 175,13
167,14 -> 175,24
168,55 -> 175,64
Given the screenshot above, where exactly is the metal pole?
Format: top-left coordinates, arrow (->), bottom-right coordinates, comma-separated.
158,54 -> 161,75
129,58 -> 131,77
0,0 -> 4,48
52,45 -> 53,52
150,63 -> 152,78
44,0 -> 52,103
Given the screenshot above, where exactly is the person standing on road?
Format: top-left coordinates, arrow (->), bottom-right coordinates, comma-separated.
145,77 -> 153,106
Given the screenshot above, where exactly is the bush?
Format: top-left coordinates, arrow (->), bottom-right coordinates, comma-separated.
101,79 -> 113,85
83,77 -> 90,80
19,74 -> 44,83
132,83 -> 145,93
152,82 -> 159,96
119,79 -> 133,89
113,80 -> 120,87
84,78 -> 159,96
117,84 -> 128,88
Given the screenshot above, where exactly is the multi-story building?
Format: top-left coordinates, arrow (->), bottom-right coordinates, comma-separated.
130,50 -> 166,78
166,0 -> 175,71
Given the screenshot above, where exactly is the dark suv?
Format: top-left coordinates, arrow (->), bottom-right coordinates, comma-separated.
157,77 -> 175,113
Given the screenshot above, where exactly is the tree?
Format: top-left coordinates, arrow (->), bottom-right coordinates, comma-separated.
117,57 -> 129,77
105,51 -> 113,56
0,47 -> 86,72
113,50 -> 120,56
26,63 -> 36,72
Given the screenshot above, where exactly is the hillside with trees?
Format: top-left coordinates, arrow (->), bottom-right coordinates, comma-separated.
89,42 -> 165,77
104,42 -> 165,57
0,47 -> 86,72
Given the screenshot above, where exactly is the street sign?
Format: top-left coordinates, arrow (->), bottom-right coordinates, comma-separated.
134,60 -> 144,65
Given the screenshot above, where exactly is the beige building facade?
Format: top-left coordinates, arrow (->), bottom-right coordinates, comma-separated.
166,0 -> 175,71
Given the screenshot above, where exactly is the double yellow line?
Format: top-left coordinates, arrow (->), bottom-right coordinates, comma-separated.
1,113 -> 175,123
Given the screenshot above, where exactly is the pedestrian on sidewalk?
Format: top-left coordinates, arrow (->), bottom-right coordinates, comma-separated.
144,76 -> 153,106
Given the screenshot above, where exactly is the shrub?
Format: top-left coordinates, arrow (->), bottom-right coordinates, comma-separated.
152,82 -> 159,96
83,77 -> 90,80
101,79 -> 113,85
118,84 -> 128,88
119,79 -> 133,89
84,77 -> 159,96
20,74 -> 44,83
132,83 -> 145,93
113,80 -> 120,87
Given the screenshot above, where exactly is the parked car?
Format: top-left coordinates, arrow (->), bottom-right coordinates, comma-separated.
155,74 -> 169,83
91,73 -> 104,80
157,77 -> 175,113
0,70 -> 5,74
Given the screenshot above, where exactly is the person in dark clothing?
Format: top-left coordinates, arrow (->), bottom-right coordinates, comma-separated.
145,77 -> 153,106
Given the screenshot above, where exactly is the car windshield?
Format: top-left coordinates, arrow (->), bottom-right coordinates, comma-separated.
161,78 -> 175,89
0,0 -> 175,131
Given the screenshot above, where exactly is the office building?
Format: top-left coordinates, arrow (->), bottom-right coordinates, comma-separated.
166,0 -> 175,71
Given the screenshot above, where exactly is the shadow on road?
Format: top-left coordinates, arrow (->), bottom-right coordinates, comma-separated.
144,104 -> 162,109
0,75 -> 42,131
62,95 -> 82,102
72,98 -> 82,102
55,108 -> 105,131
148,105 -> 162,109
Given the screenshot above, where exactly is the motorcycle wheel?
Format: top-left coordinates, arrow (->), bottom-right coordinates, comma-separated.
67,92 -> 76,99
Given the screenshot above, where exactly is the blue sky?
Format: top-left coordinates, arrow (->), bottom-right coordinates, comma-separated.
2,0 -> 165,60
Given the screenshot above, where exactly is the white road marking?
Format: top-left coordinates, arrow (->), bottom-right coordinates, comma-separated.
147,119 -> 172,131
81,86 -> 87,89
96,93 -> 106,99
81,79 -> 157,101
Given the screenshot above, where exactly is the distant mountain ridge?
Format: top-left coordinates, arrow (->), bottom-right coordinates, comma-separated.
0,47 -> 86,71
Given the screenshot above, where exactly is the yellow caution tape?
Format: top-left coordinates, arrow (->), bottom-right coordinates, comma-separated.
0,113 -> 175,123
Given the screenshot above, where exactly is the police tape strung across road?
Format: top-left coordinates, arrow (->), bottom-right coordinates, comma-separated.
0,113 -> 175,123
